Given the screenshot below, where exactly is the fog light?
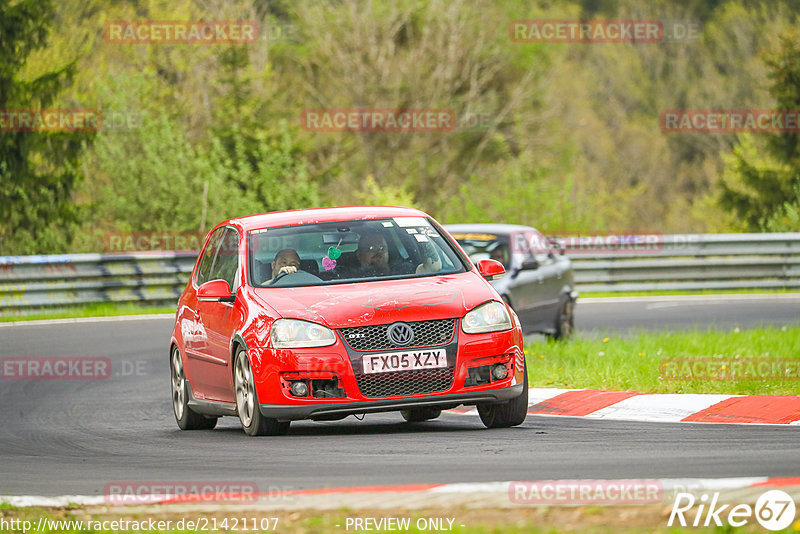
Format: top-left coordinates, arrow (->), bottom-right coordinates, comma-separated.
290,381 -> 309,397
491,363 -> 508,380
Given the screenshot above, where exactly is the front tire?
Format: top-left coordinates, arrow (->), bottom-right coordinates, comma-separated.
549,298 -> 575,341
234,349 -> 290,436
401,407 -> 442,422
478,360 -> 528,428
170,346 -> 217,430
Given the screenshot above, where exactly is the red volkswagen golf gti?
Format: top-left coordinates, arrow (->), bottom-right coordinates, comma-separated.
169,207 -> 527,436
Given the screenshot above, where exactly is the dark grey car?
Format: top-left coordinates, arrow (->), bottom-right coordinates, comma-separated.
445,224 -> 577,339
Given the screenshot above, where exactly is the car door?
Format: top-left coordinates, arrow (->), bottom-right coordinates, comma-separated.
181,227 -> 223,399
186,226 -> 242,402
506,230 -> 562,331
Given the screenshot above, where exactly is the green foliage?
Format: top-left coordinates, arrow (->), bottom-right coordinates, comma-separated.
74,72 -> 318,251
354,175 -> 416,207
5,1 -> 800,255
0,0 -> 92,254
764,183 -> 800,231
719,30 -> 800,230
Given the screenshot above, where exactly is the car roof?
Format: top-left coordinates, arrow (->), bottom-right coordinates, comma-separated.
218,206 -> 431,232
444,223 -> 540,236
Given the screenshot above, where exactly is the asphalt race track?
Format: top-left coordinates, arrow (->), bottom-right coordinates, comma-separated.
1,295 -> 798,497
576,294 -> 800,333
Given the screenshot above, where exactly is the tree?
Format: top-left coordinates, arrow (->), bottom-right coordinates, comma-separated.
720,30 -> 800,230
0,0 -> 93,254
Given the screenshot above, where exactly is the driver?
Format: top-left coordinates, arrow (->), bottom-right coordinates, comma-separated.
269,249 -> 301,281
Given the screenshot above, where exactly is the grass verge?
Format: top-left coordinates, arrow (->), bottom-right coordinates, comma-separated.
0,302 -> 174,323
525,326 -> 800,395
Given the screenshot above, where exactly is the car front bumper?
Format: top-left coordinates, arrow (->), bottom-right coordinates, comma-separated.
259,383 -> 525,421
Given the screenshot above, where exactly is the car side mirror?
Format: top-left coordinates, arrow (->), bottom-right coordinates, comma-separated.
477,259 -> 505,281
198,279 -> 236,303
520,259 -> 540,271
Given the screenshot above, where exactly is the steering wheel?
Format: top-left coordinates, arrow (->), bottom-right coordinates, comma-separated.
268,271 -> 292,286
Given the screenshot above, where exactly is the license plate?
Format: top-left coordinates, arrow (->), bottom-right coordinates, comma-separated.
362,349 -> 447,374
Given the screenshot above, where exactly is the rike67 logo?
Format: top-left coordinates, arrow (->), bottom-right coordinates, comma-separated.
668,489 -> 796,530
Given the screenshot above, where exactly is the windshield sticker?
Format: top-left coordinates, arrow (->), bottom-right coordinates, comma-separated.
406,228 -> 418,234
394,216 -> 429,227
414,234 -> 430,242
381,221 -> 394,227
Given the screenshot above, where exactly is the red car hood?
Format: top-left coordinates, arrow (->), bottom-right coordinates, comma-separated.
251,272 -> 495,328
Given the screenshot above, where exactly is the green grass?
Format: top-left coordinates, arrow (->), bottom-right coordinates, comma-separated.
0,302 -> 175,322
525,326 -> 800,395
580,288 -> 800,298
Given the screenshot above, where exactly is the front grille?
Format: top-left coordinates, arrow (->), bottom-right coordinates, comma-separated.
340,319 -> 455,351
355,367 -> 454,398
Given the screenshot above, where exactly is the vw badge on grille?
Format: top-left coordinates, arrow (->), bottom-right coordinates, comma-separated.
387,322 -> 414,346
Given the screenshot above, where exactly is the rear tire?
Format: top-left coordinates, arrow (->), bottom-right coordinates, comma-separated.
170,346 -> 217,430
234,349 -> 290,436
401,407 -> 442,422
478,361 -> 528,429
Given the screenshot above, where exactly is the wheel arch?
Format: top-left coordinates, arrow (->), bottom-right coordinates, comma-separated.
230,333 -> 250,378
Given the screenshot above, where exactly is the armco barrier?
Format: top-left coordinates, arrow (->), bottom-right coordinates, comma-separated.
0,252 -> 197,315
565,233 -> 800,292
0,233 -> 799,315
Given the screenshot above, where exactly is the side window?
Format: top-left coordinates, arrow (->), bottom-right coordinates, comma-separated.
208,227 -> 240,289
195,228 -> 224,286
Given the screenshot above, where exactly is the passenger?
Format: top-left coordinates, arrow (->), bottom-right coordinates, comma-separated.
355,231 -> 441,276
355,232 -> 390,276
415,239 -> 442,274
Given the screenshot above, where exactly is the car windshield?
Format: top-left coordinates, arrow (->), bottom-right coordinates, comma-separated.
450,232 -> 511,268
248,216 -> 468,287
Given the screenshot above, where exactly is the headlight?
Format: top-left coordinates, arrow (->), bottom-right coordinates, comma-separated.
270,319 -> 336,348
462,301 -> 512,334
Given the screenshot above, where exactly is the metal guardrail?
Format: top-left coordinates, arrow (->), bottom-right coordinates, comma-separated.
565,233 -> 800,292
0,233 -> 799,315
0,252 -> 197,314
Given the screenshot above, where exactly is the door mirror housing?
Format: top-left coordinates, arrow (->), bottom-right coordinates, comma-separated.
198,279 -> 236,303
477,259 -> 505,281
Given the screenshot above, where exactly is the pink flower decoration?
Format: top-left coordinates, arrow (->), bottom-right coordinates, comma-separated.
322,257 -> 337,271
